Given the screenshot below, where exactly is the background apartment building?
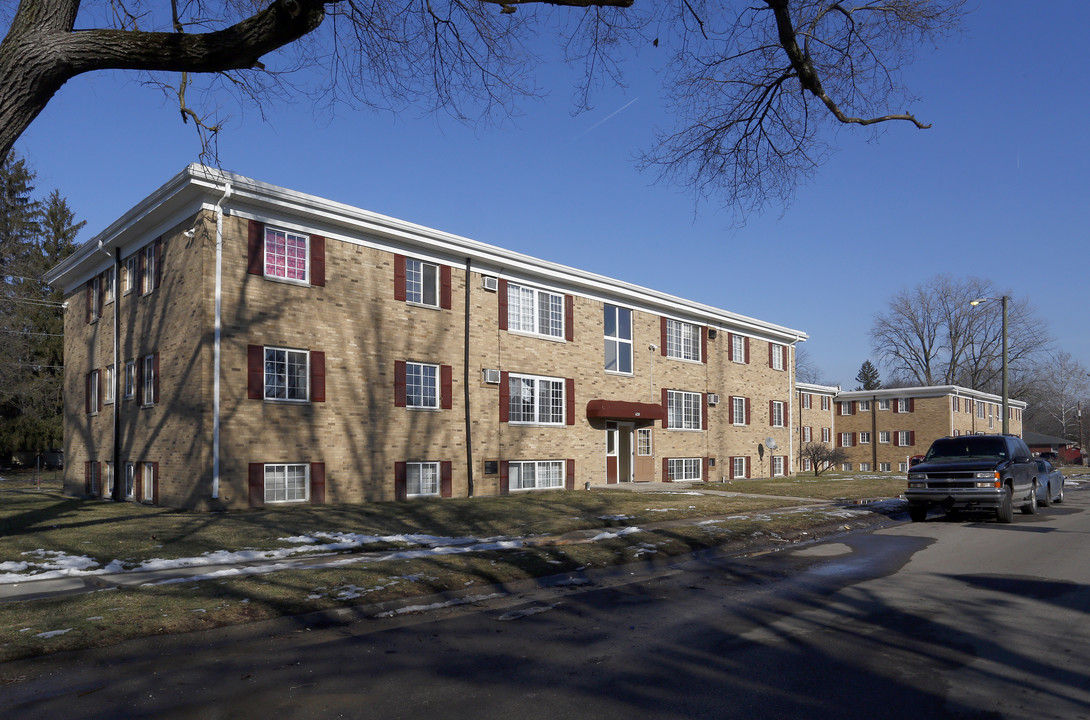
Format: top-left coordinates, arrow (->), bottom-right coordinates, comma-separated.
47,166 -> 809,510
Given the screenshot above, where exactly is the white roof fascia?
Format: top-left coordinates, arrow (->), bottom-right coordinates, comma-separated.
797,382 -> 840,395
835,384 -> 1026,408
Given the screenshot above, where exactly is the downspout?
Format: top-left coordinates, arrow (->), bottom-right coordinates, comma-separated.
212,182 -> 232,500
871,393 -> 878,471
463,257 -> 474,497
98,240 -> 122,501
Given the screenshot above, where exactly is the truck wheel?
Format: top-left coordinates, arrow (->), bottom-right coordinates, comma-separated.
996,486 -> 1014,524
1020,482 -> 1038,515
908,506 -> 928,523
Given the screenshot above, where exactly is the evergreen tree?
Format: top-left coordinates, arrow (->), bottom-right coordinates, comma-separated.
855,360 -> 882,391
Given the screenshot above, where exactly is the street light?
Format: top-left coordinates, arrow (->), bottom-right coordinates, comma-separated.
970,295 -> 1009,434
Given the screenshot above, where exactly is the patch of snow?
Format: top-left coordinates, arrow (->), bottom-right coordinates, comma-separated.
376,592 -> 506,618
35,628 -> 73,639
590,527 -> 643,541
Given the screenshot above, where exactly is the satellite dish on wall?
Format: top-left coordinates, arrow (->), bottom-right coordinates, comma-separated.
765,437 -> 778,450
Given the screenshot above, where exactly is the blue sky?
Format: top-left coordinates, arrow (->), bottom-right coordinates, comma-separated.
14,3 -> 1089,388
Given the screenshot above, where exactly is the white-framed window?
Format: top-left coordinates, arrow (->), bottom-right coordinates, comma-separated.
124,361 -> 135,399
509,460 -> 564,490
858,400 -> 870,412
878,399 -> 890,410
821,396 -> 830,411
406,362 -> 439,409
897,431 -> 911,446
89,369 -> 100,414
141,354 -> 156,406
859,431 -> 871,444
88,462 -> 100,494
264,463 -> 308,503
840,402 -> 853,416
405,258 -> 439,307
731,334 -> 746,363
879,431 -> 891,444
966,400 -> 973,415
898,398 -> 911,413
508,283 -> 563,338
842,463 -> 853,472
802,426 -> 812,442
732,396 -> 746,426
104,462 -> 114,497
953,429 -> 961,437
104,365 -> 115,404
772,456 -> 785,477
142,463 -> 155,502
770,343 -> 784,371
407,461 -> 440,497
509,374 -> 564,425
665,319 -> 701,361
952,397 -> 960,412
802,458 -> 813,472
732,456 -> 747,479
771,401 -> 785,428
898,462 -> 909,472
104,267 -> 115,305
89,275 -> 101,319
264,347 -> 308,401
801,393 -> 812,410
124,462 -> 135,499
142,243 -> 157,294
840,433 -> 853,447
637,428 -> 652,456
667,390 -> 702,431
604,305 -> 633,374
860,463 -> 871,472
821,427 -> 831,443
123,255 -> 137,294
880,462 -> 891,472
264,227 -> 308,283
668,458 -> 702,481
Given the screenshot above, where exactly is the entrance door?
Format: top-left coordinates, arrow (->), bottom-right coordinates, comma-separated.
633,427 -> 654,482
606,422 -> 635,483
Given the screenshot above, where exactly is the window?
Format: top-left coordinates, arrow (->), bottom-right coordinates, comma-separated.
604,305 -> 633,374
142,462 -> 156,502
124,462 -> 135,499
104,267 -> 115,305
405,258 -> 439,307
732,456 -> 748,479
104,462 -> 114,497
897,431 -> 912,446
860,463 -> 871,472
878,399 -> 890,410
509,374 -> 565,425
770,343 -> 784,371
802,458 -> 812,472
842,463 -> 853,472
952,397 -> 960,412
142,243 -> 157,294
879,431 -> 891,444
88,462 -> 100,494
406,362 -> 439,409
859,431 -> 870,444
104,365 -> 115,404
840,402 -> 853,416
898,462 -> 909,472
264,347 -> 308,401
124,361 -> 135,399
732,396 -> 747,426
772,456 -> 784,477
802,426 -> 812,442
667,390 -> 702,431
142,354 -> 156,406
637,428 -> 652,456
840,433 -> 853,447
897,398 -> 911,413
880,462 -> 891,472
770,400 -> 785,428
976,401 -> 986,419
821,427 -> 831,443
124,255 -> 137,294
264,227 -> 308,283
821,396 -> 830,411
264,463 -> 308,503
668,458 -> 702,482
731,334 -> 747,363
88,369 -> 100,414
89,275 -> 101,319
801,393 -> 812,410
858,400 -> 870,412
406,462 -> 440,497
508,283 -> 563,338
665,319 -> 700,361
509,460 -> 564,490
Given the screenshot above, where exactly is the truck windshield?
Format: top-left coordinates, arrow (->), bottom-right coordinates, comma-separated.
925,438 -> 1007,462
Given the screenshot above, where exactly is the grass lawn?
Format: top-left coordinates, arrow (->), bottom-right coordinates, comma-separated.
0,470 -> 907,664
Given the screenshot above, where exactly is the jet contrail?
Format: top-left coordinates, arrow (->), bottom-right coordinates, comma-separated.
572,97 -> 640,141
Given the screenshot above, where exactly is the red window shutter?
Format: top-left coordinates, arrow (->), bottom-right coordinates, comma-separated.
564,295 -> 574,342
96,274 -> 104,317
893,433 -> 900,447
247,345 -> 264,400
393,254 -> 406,301
394,360 -> 407,407
728,457 -> 735,480
746,457 -> 751,479
440,265 -> 452,309
910,431 -> 916,446
310,235 -> 325,287
310,351 -> 326,402
769,400 -> 775,426
852,432 -> 857,446
153,238 -> 162,290
134,463 -> 143,504
703,457 -> 710,481
152,353 -> 159,404
151,462 -> 159,504
565,459 -> 575,490
247,221 -> 264,275
499,460 -> 509,495
440,364 -> 453,409
768,343 -> 774,368
498,279 -> 508,330
441,461 -> 453,497
96,370 -> 103,412
728,397 -> 735,424
499,371 -> 509,422
661,388 -> 669,429
663,457 -> 670,482
702,393 -> 709,430
137,246 -> 146,294
566,377 -> 575,426
135,360 -> 143,406
744,337 -> 750,364
701,327 -> 708,364
310,462 -> 326,504
394,461 -> 407,500
248,463 -> 264,507
909,398 -> 915,413
660,317 -> 667,356
851,401 -> 857,415
837,433 -> 843,447
745,398 -> 751,425
727,333 -> 734,358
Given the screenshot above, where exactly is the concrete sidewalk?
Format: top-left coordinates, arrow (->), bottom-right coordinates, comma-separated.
588,481 -> 830,504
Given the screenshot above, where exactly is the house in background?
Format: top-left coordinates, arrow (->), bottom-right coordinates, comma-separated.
45,165 -> 809,510
1023,431 -> 1084,465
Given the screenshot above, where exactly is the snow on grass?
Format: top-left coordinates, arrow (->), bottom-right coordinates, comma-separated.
34,629 -> 73,639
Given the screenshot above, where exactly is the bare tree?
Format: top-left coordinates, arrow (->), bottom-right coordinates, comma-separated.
1020,351 -> 1089,441
0,1 -> 966,211
798,442 -> 846,476
870,275 -> 1049,391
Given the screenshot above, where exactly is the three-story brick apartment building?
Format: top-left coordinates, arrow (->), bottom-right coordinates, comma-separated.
46,166 -> 809,510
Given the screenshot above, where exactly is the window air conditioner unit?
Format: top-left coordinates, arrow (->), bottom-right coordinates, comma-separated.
707,328 -> 717,339
481,276 -> 499,292
708,393 -> 720,406
482,368 -> 501,384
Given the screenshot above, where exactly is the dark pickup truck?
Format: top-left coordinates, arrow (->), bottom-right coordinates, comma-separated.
905,435 -> 1038,523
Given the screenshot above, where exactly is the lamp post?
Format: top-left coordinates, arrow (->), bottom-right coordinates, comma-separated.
970,295 -> 1009,434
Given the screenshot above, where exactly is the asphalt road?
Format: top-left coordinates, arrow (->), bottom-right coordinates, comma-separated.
4,491 -> 1090,719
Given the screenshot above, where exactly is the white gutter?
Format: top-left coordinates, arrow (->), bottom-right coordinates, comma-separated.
212,182 -> 232,499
